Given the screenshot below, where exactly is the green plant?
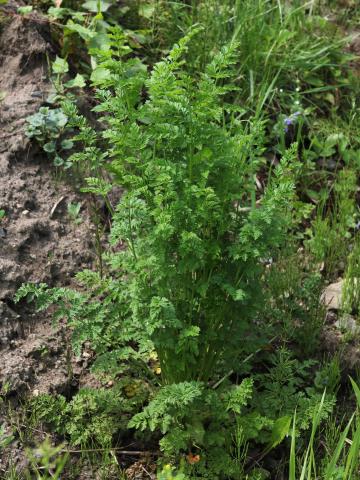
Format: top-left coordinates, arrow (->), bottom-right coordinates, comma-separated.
17,5 -> 33,14
253,349 -> 335,432
306,168 -> 358,278
25,106 -> 71,167
15,28 -> 303,476
24,54 -> 89,171
67,201 -> 82,224
158,464 -> 188,480
0,423 -> 14,449
289,378 -> 360,480
26,438 -> 69,480
30,383 -> 148,448
314,356 -> 341,396
342,235 -> 360,314
143,0 -> 352,117
265,251 -> 325,355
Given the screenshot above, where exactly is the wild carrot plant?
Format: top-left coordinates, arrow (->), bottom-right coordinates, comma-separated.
17,28 -> 302,472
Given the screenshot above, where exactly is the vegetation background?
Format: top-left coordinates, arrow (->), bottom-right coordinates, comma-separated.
1,0 -> 360,478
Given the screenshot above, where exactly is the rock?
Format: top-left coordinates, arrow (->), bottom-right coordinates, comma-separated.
321,280 -> 343,310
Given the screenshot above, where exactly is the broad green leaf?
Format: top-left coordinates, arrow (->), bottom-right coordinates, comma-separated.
52,56 -> 69,75
82,0 -> 112,12
65,21 -> 95,42
43,141 -> 56,153
90,67 -> 111,84
61,139 -> 74,150
53,156 -> 64,167
65,74 -> 86,89
88,32 -> 111,52
47,6 -> 68,18
139,3 -> 155,18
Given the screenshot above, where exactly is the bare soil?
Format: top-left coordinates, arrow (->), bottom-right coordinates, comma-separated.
0,9 -> 98,473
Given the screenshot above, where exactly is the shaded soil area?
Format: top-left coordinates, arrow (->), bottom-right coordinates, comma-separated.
0,9 -> 96,473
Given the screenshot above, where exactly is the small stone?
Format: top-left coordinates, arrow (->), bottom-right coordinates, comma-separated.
321,280 -> 343,310
33,389 -> 40,396
21,210 -> 30,216
38,362 -> 45,372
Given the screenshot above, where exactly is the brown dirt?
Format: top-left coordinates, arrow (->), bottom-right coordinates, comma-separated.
0,9 -> 98,473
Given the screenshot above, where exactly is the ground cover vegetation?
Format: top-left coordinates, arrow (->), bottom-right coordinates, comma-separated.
1,0 -> 360,478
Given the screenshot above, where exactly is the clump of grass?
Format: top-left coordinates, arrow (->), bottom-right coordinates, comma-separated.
143,0 -> 352,116
289,378 -> 360,480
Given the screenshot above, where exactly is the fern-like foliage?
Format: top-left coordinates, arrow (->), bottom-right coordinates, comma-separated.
84,29 -> 300,384
16,30 -> 303,474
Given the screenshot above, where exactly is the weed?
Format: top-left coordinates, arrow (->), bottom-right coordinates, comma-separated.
158,464 -> 188,479
67,201 -> 82,224
289,378 -> 360,480
25,106 -> 71,168
306,168 -> 358,278
26,438 -> 69,480
342,235 -> 360,314
265,250 -> 325,355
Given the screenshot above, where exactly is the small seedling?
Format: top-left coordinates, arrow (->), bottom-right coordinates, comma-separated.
0,209 -> 5,221
67,202 -> 82,224
17,5 -> 33,14
25,107 -> 68,144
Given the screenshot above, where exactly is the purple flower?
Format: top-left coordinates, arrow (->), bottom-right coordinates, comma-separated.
283,111 -> 301,132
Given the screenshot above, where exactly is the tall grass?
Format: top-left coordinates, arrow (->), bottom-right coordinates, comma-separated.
289,378 -> 360,480
146,0 -> 350,116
